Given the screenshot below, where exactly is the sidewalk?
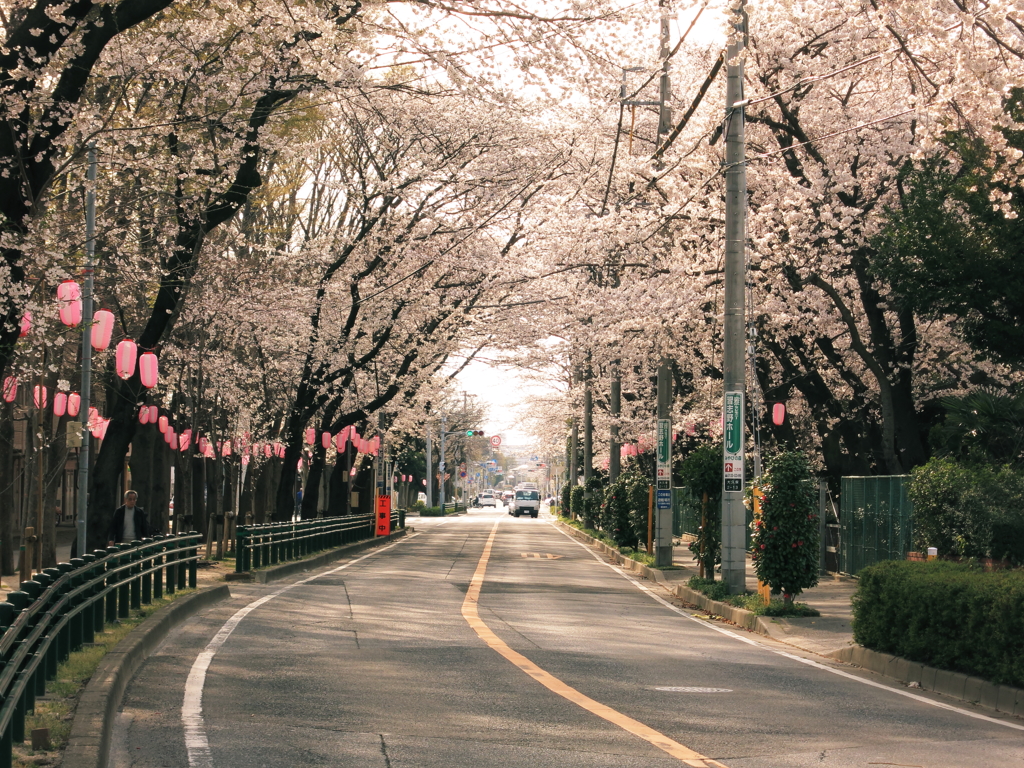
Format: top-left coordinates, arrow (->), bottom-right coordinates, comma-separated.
669,540 -> 857,657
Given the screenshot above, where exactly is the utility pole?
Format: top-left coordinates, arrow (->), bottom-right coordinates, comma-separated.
721,1 -> 748,595
655,361 -> 673,566
609,367 -> 621,483
583,359 -> 593,497
651,0 -> 675,569
425,428 -> 433,508
76,143 -> 96,555
438,416 -> 447,509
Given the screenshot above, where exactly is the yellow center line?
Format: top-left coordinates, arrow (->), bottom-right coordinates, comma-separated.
461,520 -> 729,768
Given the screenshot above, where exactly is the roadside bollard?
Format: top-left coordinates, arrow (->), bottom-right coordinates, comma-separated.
927,547 -> 938,561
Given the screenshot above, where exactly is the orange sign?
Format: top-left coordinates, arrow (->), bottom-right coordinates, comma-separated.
375,495 -> 392,537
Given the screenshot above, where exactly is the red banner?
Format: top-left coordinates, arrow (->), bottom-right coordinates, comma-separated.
375,495 -> 392,537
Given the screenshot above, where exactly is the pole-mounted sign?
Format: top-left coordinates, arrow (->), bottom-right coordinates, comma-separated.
723,391 -> 744,492
489,434 -> 501,448
656,418 -> 672,499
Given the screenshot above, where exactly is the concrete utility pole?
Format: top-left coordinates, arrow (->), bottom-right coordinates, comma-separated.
651,0 -> 675,569
569,363 -> 579,489
609,369 -> 621,483
76,143 -> 97,554
438,416 -> 448,509
655,362 -> 673,566
583,360 -> 593,497
721,1 -> 748,595
425,428 -> 433,508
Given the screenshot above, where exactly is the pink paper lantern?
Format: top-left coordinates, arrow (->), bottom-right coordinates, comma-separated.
19,311 -> 31,338
199,436 -> 208,454
53,392 -> 67,417
139,406 -> 150,424
91,309 -> 114,350
304,428 -> 315,445
2,376 -> 17,403
116,339 -> 137,379
165,428 -> 175,445
772,403 -> 786,426
264,444 -> 272,457
67,392 -> 80,417
57,281 -> 82,326
242,455 -> 250,466
334,430 -> 348,451
685,420 -> 696,436
274,442 -> 284,458
147,404 -> 157,422
169,433 -> 178,450
139,351 -> 158,388
158,415 -> 169,433
180,429 -> 192,451
33,385 -> 47,409
321,431 -> 331,449
222,440 -> 232,457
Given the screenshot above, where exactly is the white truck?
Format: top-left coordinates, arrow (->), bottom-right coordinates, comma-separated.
509,487 -> 541,518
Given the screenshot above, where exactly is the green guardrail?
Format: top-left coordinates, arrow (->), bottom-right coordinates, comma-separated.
235,510 -> 405,573
0,532 -> 202,768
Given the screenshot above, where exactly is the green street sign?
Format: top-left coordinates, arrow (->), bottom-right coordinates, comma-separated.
724,391 -> 744,455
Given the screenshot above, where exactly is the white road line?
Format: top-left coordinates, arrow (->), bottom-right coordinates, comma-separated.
181,535 -> 416,768
550,523 -> 1024,733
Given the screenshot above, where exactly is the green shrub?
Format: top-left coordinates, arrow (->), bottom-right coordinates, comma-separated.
418,506 -> 445,517
581,475 -> 603,529
598,471 -> 650,547
688,575 -> 730,602
680,444 -> 723,579
853,560 -> 1024,687
750,451 -> 820,602
570,485 -> 585,520
909,457 -> 995,558
560,483 -> 572,516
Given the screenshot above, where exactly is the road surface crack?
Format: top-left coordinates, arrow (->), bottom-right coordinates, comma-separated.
379,734 -> 392,768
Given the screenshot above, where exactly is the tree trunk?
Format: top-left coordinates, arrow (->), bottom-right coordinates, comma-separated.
301,446 -> 326,519
328,452 -> 347,516
192,456 -> 207,541
0,401 -> 17,574
149,443 -> 171,536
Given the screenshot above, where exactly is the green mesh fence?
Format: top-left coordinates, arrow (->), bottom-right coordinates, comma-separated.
672,488 -> 752,549
839,475 -> 913,575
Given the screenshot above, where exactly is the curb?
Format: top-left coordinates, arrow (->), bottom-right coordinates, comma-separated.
826,645 -> 1024,718
555,521 -> 668,584
63,584 -> 232,768
254,527 -> 410,584
555,520 -> 1024,719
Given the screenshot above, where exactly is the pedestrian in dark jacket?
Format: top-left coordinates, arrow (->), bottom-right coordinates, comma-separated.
107,491 -> 149,545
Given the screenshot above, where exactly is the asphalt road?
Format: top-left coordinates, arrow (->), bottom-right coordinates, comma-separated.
109,507 -> 1024,768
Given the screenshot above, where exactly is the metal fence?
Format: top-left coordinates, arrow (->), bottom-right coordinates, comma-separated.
235,511 -> 404,573
0,533 -> 201,768
672,488 -> 753,549
839,475 -> 913,575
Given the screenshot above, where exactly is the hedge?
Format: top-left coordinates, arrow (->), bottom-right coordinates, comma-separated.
852,560 -> 1024,687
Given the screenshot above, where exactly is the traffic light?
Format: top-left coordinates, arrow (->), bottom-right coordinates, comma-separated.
466,429 -> 485,437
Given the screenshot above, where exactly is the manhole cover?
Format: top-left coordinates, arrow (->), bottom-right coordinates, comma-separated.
652,686 -> 733,693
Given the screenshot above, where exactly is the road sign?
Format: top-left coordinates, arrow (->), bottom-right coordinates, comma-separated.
490,435 -> 501,447
656,489 -> 672,510
375,495 -> 392,537
723,391 -> 744,492
656,418 -> 671,491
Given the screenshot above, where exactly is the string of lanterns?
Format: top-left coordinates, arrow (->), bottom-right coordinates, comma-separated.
7,281 -> 384,467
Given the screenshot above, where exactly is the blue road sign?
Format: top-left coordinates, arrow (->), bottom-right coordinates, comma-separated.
656,489 -> 672,510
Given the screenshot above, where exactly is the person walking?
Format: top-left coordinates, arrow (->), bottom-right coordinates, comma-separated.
107,490 -> 149,546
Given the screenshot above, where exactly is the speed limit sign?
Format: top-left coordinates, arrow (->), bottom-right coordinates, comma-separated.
489,435 -> 501,447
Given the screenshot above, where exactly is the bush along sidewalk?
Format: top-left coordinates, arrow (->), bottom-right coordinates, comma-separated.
853,560 -> 1024,689
687,576 -> 819,617
557,512 -> 669,568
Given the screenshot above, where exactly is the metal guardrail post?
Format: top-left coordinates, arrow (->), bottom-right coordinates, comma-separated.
152,541 -> 163,601
130,541 -> 142,610
141,538 -> 153,604
104,548 -> 118,623
189,533 -> 198,589
118,545 -> 131,619
236,526 -> 248,572
69,558 -> 85,649
177,538 -> 188,591
166,541 -> 176,595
